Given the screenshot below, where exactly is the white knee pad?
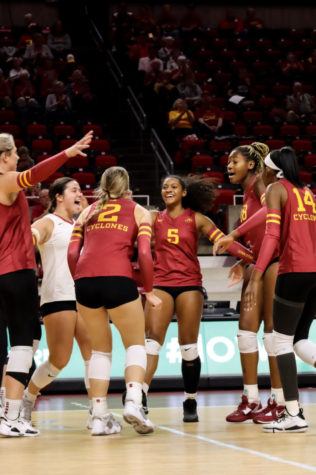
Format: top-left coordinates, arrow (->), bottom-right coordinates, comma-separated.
7,346 -> 33,374
263,332 -> 275,357
294,339 -> 316,367
145,338 -> 161,356
273,330 -> 294,356
180,343 -> 198,361
237,330 -> 258,353
125,345 -> 147,370
32,360 -> 60,389
84,360 -> 90,389
88,351 -> 111,381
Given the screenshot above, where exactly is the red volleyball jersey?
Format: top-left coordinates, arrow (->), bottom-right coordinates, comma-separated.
0,190 -> 35,275
153,208 -> 202,286
240,175 -> 266,260
278,179 -> 316,274
75,198 -> 138,280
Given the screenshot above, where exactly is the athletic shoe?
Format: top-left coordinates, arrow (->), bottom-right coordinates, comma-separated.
20,394 -> 35,423
253,397 -> 286,424
122,390 -> 149,414
0,416 -> 40,437
91,413 -> 121,436
226,395 -> 262,422
86,409 -> 93,429
123,400 -> 154,434
263,408 -> 308,433
183,399 -> 199,422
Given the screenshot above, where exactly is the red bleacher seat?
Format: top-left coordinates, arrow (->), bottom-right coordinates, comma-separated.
64,156 -> 89,169
42,172 -> 64,184
202,171 -> 225,183
280,125 -> 300,137
191,155 -> 214,173
0,124 -> 20,135
14,138 -> 24,148
219,154 -> 229,167
82,123 -> 102,137
54,124 -> 76,137
265,139 -> 286,150
59,139 -> 76,150
271,84 -> 291,96
253,125 -> 274,137
292,139 -> 313,152
242,111 -> 263,124
31,139 -> 53,153
222,111 -> 237,123
0,110 -> 15,122
210,140 -> 232,153
205,60 -> 222,73
238,139 -> 254,146
305,125 -> 316,137
181,138 -> 205,152
233,124 -> 247,136
213,189 -> 235,206
36,153 -> 52,163
95,155 -> 117,168
259,97 -> 276,109
27,123 -> 47,137
299,171 -> 313,184
90,139 -> 110,153
71,172 -> 96,186
82,189 -> 97,204
304,154 -> 316,168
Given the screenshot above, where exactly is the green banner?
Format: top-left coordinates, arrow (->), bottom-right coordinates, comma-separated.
34,321 -> 316,379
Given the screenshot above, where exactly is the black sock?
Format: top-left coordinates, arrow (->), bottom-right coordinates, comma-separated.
181,357 -> 201,394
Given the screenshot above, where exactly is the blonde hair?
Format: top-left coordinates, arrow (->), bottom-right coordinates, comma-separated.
85,167 -> 130,223
0,133 -> 14,155
229,142 -> 269,173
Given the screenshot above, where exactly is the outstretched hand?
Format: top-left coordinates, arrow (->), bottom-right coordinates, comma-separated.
227,261 -> 244,287
65,130 -> 93,158
213,235 -> 234,256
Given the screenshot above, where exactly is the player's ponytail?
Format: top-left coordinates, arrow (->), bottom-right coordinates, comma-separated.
270,147 -> 303,187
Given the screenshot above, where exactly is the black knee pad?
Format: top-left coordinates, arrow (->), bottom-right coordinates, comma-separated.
181,357 -> 201,394
273,295 -> 304,335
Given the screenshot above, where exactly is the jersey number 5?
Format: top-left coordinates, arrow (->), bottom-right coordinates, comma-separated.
98,204 -> 122,222
167,228 -> 179,244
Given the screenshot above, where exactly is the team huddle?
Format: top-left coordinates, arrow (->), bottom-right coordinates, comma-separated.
0,131 -> 315,438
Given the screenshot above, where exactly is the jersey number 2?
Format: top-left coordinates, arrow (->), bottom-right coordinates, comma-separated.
98,204 -> 122,222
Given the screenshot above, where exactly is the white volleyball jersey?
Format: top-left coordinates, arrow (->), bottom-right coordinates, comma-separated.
38,213 -> 75,305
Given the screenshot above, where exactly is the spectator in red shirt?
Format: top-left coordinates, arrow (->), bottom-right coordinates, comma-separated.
195,95 -> 224,138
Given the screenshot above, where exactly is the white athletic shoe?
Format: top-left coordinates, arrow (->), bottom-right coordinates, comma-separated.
91,413 -> 121,436
86,409 -> 93,429
123,400 -> 154,434
263,408 -> 308,433
0,416 -> 40,437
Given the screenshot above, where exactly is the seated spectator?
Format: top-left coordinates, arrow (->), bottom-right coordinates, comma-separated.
170,55 -> 192,84
111,2 -> 135,52
17,146 -> 35,172
286,81 -> 316,124
24,32 -> 53,66
133,6 -> 156,36
17,12 -> 41,52
14,70 -> 42,121
227,87 -> 255,109
128,32 -> 152,65
0,68 -> 12,108
158,36 -> 175,67
168,98 -> 195,142
166,48 -> 185,72
219,9 -> 244,34
306,48 -> 316,75
45,80 -> 72,120
154,70 -> 179,110
176,75 -> 202,109
138,46 -> 163,74
37,57 -> 59,97
243,7 -> 264,32
180,4 -> 203,36
31,187 -> 50,222
279,52 -> 304,83
144,58 -> 164,87
195,94 -> 224,138
47,20 -> 72,59
157,4 -> 179,38
9,57 -> 29,82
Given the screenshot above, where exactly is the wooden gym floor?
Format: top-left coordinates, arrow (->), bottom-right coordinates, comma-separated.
2,389 -> 316,475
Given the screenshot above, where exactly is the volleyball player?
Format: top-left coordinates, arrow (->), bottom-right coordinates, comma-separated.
213,143 -> 285,424
21,177 -> 93,429
143,175 -> 253,423
244,147 -> 316,432
0,130 -> 92,437
68,166 -> 161,435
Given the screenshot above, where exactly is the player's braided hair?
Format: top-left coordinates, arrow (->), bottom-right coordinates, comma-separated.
229,142 -> 269,173
85,166 -> 129,224
162,174 -> 216,214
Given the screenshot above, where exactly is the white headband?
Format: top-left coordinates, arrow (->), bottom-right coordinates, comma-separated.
264,153 -> 284,178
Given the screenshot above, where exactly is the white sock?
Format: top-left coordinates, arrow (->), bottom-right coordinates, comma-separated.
142,382 -> 149,395
126,381 -> 142,406
244,384 -> 259,403
24,389 -> 37,403
92,397 -> 107,418
184,392 -> 197,400
4,398 -> 21,421
271,387 -> 285,406
286,400 -> 300,416
0,386 -> 6,406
